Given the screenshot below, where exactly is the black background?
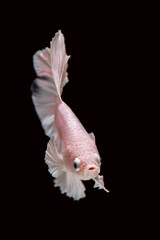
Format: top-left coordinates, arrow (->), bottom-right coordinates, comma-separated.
2,2 -> 144,238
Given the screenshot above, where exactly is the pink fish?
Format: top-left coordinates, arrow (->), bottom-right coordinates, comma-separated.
31,30 -> 109,200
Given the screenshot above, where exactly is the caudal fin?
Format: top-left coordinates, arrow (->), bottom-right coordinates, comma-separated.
31,30 -> 70,137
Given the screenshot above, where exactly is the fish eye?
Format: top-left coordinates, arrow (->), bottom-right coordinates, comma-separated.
95,153 -> 101,165
73,158 -> 81,171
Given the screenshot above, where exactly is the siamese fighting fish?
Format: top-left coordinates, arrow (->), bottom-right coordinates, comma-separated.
31,30 -> 109,200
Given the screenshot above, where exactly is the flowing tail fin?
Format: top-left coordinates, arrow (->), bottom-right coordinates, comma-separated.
31,30 -> 70,137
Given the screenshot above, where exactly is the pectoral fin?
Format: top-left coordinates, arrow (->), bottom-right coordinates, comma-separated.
93,175 -> 109,193
45,136 -> 86,200
54,172 -> 86,201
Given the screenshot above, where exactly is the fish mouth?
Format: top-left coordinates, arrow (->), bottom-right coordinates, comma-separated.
82,165 -> 100,180
87,164 -> 99,172
88,167 -> 96,170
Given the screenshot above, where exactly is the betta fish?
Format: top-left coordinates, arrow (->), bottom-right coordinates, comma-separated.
31,30 -> 109,200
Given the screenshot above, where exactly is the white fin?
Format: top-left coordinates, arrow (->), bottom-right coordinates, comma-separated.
33,48 -> 52,78
54,172 -> 86,201
31,30 -> 70,137
50,30 -> 70,97
31,78 -> 57,137
45,135 -> 63,178
45,136 -> 86,201
89,132 -> 95,141
93,175 -> 109,193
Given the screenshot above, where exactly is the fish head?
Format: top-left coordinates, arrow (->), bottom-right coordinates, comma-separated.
73,152 -> 101,180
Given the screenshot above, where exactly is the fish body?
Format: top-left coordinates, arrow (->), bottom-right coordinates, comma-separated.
31,30 -> 109,200
55,101 -> 100,180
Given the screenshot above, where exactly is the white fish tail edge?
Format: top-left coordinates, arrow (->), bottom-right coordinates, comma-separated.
45,136 -> 86,200
93,175 -> 109,193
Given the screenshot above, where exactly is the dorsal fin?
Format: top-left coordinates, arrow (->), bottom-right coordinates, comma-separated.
89,132 -> 95,141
